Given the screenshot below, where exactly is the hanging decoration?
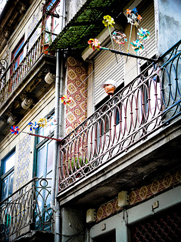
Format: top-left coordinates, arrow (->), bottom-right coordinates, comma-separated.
28,121 -> 39,132
112,31 -> 127,45
126,7 -> 142,56
102,15 -> 115,28
10,125 -> 20,135
61,95 -> 72,106
88,38 -> 101,51
131,39 -> 144,52
102,15 -> 118,63
126,8 -> 142,27
137,28 -> 150,40
38,118 -> 47,128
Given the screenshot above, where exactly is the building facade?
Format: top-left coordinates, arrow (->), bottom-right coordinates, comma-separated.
0,0 -> 181,241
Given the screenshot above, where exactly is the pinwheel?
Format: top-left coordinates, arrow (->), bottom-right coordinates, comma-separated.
137,28 -> 150,40
112,31 -> 127,45
28,121 -> 38,132
126,8 -> 142,27
126,7 -> 142,55
10,125 -> 20,135
61,95 -> 72,106
102,15 -> 115,28
131,39 -> 144,51
38,118 -> 47,128
88,38 -> 101,51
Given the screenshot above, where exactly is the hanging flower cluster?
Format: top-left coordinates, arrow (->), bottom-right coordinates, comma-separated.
10,125 -> 20,135
102,15 -> 115,28
131,39 -> 144,51
87,38 -> 101,51
112,31 -> 127,45
126,8 -> 142,27
137,27 -> 150,40
61,95 -> 72,106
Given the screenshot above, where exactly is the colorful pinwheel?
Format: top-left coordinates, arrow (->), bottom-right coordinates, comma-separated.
126,8 -> 142,27
137,28 -> 150,40
10,125 -> 20,135
88,38 -> 101,51
61,95 -> 72,106
28,121 -> 38,132
131,39 -> 144,51
38,118 -> 47,128
112,31 -> 127,45
102,15 -> 115,28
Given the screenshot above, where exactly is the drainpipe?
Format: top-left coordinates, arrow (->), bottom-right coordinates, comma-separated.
52,0 -> 65,242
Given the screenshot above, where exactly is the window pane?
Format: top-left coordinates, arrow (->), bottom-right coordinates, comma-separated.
4,152 -> 15,174
2,177 -> 8,201
47,141 -> 54,173
37,145 -> 47,177
8,173 -> 14,196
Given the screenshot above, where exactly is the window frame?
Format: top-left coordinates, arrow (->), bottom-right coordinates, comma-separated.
11,37 -> 24,75
1,149 -> 15,201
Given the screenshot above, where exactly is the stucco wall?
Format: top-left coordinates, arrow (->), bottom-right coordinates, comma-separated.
156,0 -> 181,55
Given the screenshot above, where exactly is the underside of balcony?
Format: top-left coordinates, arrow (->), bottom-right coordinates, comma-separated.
0,53 -> 56,141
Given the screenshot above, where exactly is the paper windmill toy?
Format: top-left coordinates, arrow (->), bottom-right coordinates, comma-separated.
137,28 -> 150,40
10,125 -> 20,135
126,8 -> 142,27
112,31 -> 127,45
61,95 -> 72,106
28,121 -> 38,132
88,38 -> 101,51
102,15 -> 115,28
131,39 -> 144,51
38,118 -> 47,128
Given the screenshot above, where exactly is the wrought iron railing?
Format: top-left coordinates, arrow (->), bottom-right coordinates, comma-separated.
0,177 -> 54,241
0,16 -> 56,108
58,39 -> 181,192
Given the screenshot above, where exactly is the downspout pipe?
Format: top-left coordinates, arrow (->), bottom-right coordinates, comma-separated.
52,0 -> 65,242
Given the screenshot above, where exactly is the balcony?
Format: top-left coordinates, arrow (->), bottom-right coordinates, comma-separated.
0,18 -> 56,141
57,39 -> 181,206
0,177 -> 54,242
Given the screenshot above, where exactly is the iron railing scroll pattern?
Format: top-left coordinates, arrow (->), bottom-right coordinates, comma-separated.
0,177 -> 54,241
58,39 -> 181,193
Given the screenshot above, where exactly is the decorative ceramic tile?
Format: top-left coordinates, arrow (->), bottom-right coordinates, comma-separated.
16,135 -> 31,190
67,112 -> 76,124
67,56 -> 77,66
68,69 -> 77,80
67,83 -> 77,94
66,56 -> 88,135
96,167 -> 181,223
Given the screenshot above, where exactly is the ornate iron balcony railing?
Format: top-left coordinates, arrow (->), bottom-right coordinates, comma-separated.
0,177 -> 54,241
0,17 -> 56,109
58,39 -> 181,193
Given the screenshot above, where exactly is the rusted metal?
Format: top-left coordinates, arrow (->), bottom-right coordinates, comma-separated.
58,39 -> 181,193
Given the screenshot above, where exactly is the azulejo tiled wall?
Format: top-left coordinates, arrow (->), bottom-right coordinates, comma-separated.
66,56 -> 88,135
96,167 -> 181,222
15,134 -> 31,190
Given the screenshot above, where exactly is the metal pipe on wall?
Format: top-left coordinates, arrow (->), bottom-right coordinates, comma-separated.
52,0 -> 65,241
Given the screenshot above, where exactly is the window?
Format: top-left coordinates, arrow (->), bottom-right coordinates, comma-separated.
1,150 -> 15,201
44,0 -> 60,43
34,113 -> 55,231
11,37 -> 24,74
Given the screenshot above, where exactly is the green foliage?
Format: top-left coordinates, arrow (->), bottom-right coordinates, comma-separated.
68,156 -> 88,171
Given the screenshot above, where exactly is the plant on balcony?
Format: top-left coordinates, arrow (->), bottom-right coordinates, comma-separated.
67,156 -> 89,176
